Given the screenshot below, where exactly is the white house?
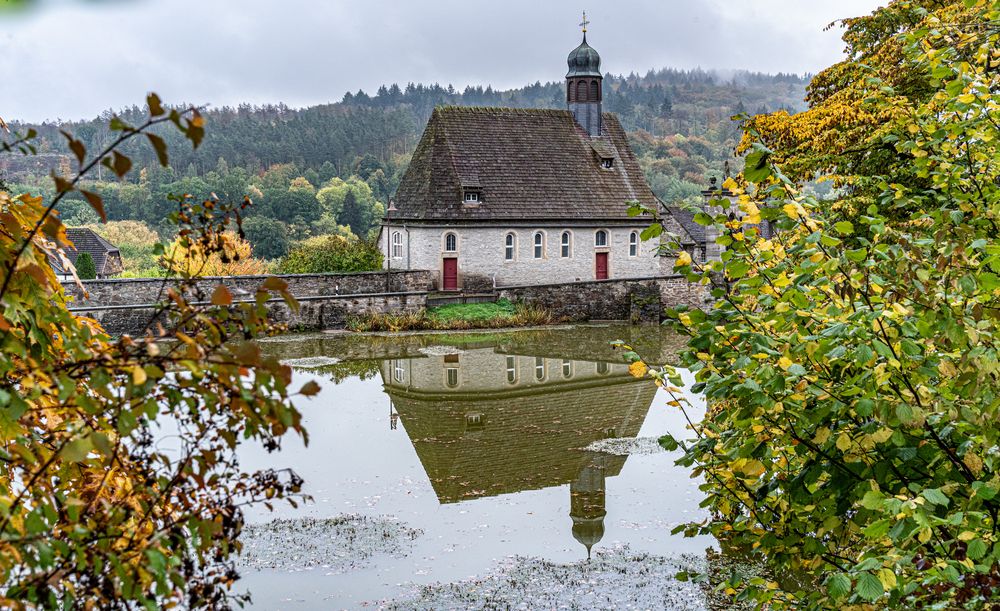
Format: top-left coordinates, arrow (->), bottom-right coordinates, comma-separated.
380,30 -> 699,291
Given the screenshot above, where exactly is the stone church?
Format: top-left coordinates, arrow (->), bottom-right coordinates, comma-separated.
380,27 -> 697,291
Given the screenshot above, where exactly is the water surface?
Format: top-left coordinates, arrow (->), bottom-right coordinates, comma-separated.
238,325 -> 711,608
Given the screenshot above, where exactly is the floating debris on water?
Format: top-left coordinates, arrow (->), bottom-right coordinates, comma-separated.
238,515 -> 422,572
380,546 -> 709,610
417,346 -> 465,356
280,356 -> 341,369
584,436 -> 668,456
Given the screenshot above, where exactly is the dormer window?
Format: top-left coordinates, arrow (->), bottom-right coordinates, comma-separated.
601,157 -> 614,169
463,190 -> 480,203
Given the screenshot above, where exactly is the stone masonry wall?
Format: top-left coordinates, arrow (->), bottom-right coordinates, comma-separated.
497,275 -> 709,322
82,292 -> 427,337
62,270 -> 434,307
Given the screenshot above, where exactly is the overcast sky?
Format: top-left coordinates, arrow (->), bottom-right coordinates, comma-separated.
1,0 -> 884,123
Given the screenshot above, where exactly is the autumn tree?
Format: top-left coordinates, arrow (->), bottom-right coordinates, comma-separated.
629,1 -> 1000,608
0,95 -> 314,608
164,230 -> 270,276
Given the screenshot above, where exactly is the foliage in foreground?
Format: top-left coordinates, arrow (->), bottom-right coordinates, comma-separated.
630,1 -> 1000,608
0,96 -> 315,607
347,300 -> 555,332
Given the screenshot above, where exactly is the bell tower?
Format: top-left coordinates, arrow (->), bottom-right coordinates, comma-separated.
566,12 -> 603,138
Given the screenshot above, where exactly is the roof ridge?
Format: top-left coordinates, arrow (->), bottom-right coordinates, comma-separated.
436,106 -> 572,116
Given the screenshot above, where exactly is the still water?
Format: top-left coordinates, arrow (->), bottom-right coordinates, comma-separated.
237,325 -> 712,609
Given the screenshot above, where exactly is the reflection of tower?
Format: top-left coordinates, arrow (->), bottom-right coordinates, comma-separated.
570,453 -> 608,559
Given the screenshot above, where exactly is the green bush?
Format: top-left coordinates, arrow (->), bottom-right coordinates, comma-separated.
278,235 -> 382,274
75,252 -> 96,279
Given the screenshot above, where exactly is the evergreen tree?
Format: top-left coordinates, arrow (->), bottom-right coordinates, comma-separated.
75,252 -> 97,279
340,189 -> 364,237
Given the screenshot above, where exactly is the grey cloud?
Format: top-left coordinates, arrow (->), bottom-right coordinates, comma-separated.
0,0 -> 883,122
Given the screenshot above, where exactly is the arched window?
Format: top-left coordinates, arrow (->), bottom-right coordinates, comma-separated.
446,368 -> 459,388
590,80 -> 599,101
535,357 -> 546,381
562,359 -> 573,378
595,230 -> 608,247
533,232 -> 544,259
506,356 -> 517,384
576,81 -> 587,102
561,231 -> 571,258
505,233 -> 515,261
629,231 -> 638,257
391,231 -> 402,259
597,361 -> 610,375
444,233 -> 457,252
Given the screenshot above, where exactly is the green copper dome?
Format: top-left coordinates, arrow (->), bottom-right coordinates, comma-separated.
566,34 -> 602,78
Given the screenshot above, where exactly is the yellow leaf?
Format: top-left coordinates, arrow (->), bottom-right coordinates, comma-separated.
918,528 -> 932,543
878,568 -> 897,590
131,366 -> 147,386
675,250 -> 692,267
743,459 -> 766,478
813,427 -> 832,444
783,203 -> 800,219
777,356 -> 793,370
628,361 -> 648,379
958,531 -> 976,541
964,453 -> 984,476
958,93 -> 975,104
836,433 -> 852,452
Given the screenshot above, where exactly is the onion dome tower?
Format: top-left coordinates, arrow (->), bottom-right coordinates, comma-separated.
569,453 -> 608,559
566,12 -> 603,137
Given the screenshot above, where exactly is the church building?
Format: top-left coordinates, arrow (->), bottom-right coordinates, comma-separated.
381,23 -> 697,291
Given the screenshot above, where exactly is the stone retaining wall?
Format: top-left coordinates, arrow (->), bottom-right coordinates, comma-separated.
497,275 -> 709,322
79,292 -> 428,337
62,270 -> 434,307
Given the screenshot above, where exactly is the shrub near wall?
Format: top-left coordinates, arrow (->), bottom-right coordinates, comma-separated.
279,235 -> 382,274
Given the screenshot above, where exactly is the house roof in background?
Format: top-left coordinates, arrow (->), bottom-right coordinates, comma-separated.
392,107 -> 661,222
49,227 -> 122,276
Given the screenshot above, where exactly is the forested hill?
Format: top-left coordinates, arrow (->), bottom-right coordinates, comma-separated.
3,67 -> 808,256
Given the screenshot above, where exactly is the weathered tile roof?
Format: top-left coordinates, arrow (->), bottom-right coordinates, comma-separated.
50,227 -> 124,277
392,107 -> 662,222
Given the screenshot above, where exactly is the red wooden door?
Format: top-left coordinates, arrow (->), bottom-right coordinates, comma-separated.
595,252 -> 609,280
442,258 -> 458,291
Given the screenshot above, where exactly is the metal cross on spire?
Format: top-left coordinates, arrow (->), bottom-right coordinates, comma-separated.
579,11 -> 590,34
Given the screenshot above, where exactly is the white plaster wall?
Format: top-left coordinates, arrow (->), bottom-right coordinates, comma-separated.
382,224 -> 667,288
381,349 -> 629,393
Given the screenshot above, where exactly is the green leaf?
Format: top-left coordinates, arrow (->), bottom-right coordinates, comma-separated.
743,150 -> 772,183
640,223 -> 663,241
921,488 -> 949,506
61,436 -> 93,463
658,433 -> 679,451
827,573 -> 851,599
834,221 -> 854,235
146,133 -> 169,167
863,519 -> 890,539
855,572 -> 884,601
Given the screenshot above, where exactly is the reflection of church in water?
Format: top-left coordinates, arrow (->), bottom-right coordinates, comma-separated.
381,347 -> 657,557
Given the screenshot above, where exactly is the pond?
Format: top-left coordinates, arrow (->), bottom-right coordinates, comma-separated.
236,324 -> 717,609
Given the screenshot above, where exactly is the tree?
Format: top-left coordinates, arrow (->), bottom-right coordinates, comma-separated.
340,189 -> 363,238
278,235 -> 382,274
165,230 -> 270,276
243,216 -> 291,260
0,97 -> 311,607
629,1 -> 1000,608
74,251 -> 96,279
